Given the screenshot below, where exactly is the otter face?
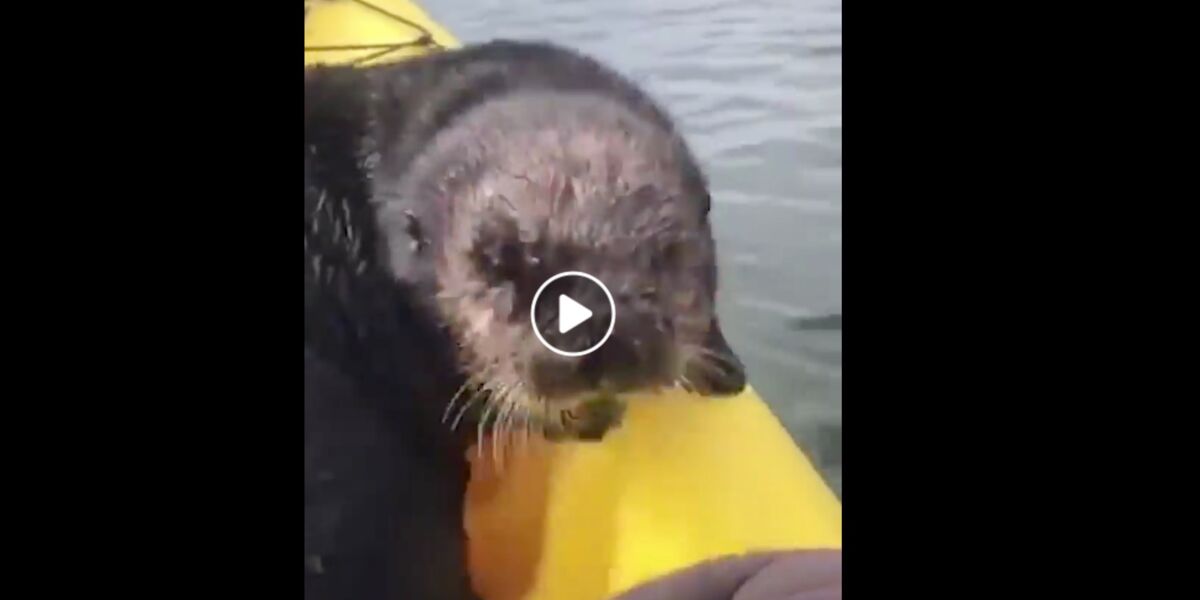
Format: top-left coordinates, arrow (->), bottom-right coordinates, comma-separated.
382,93 -> 746,440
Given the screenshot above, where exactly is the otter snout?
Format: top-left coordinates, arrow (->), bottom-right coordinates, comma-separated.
527,316 -> 674,402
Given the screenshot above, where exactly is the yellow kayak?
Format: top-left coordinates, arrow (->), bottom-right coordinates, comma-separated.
305,0 -> 461,66
305,2 -> 841,599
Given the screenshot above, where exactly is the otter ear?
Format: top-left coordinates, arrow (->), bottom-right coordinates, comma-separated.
684,318 -> 747,397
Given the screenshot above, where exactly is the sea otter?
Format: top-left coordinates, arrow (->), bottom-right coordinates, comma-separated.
304,40 -> 745,600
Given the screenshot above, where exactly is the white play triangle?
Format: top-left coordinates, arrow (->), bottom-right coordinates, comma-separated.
558,294 -> 593,334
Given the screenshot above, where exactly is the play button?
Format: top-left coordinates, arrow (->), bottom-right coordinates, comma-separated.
557,295 -> 593,334
531,271 -> 616,357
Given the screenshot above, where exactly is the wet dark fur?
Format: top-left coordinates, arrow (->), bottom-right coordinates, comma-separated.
305,40 -> 745,600
305,63 -> 477,600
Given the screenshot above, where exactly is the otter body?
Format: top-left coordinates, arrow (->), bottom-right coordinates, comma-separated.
305,40 -> 746,600
305,59 -> 477,600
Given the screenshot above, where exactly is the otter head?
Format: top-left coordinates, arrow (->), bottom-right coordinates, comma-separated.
378,92 -> 745,441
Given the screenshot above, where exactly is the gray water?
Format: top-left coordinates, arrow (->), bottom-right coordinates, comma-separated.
426,0 -> 843,495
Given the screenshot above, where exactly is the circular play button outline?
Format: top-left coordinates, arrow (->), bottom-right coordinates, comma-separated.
530,270 -> 616,357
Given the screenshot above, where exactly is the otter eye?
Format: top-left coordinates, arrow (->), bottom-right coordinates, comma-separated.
471,218 -> 526,285
481,240 -> 524,284
652,240 -> 684,272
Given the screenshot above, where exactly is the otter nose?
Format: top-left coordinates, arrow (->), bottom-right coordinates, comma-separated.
529,331 -> 660,399
578,336 -> 640,392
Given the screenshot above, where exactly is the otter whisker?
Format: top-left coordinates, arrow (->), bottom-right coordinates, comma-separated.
476,393 -> 500,460
443,378 -> 477,424
521,408 -> 531,454
683,345 -> 740,380
501,403 -> 516,468
679,374 -> 697,394
687,354 -> 724,381
314,191 -> 327,217
692,345 -> 740,369
492,392 -> 516,469
686,354 -> 734,388
449,389 -> 484,432
508,391 -> 526,450
449,361 -> 502,431
502,383 -> 530,463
